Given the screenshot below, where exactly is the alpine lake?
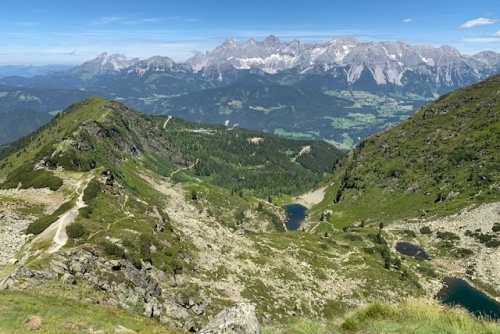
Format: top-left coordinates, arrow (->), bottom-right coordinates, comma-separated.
395,242 -> 500,319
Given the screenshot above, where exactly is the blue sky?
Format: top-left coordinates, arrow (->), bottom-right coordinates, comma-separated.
1,0 -> 499,65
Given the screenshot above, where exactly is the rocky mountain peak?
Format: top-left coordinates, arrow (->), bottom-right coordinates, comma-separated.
473,51 -> 500,67
129,56 -> 177,76
263,34 -> 280,46
222,36 -> 239,47
91,52 -> 139,71
68,52 -> 139,78
438,45 -> 461,57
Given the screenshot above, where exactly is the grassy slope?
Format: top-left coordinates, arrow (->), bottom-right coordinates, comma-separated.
1,95 -> 500,332
0,290 -> 181,334
263,299 -> 500,334
2,291 -> 498,334
312,74 -> 500,229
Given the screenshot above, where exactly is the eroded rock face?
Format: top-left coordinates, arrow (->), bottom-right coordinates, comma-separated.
199,302 -> 259,334
1,247 -> 210,331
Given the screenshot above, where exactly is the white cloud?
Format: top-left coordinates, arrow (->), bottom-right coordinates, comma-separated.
403,18 -> 412,23
494,30 -> 500,37
460,17 -> 496,28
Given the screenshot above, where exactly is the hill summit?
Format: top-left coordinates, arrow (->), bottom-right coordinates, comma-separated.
314,74 -> 500,227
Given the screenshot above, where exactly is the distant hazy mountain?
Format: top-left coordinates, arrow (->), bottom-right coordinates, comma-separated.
0,64 -> 74,79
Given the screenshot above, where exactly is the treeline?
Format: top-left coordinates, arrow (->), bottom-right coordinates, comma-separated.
160,123 -> 342,197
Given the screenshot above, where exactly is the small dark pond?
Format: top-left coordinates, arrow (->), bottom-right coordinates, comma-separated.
285,203 -> 307,230
436,277 -> 500,320
395,242 -> 430,260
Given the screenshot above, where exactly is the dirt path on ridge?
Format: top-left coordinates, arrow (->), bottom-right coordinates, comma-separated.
29,174 -> 93,254
163,115 -> 172,129
170,159 -> 199,178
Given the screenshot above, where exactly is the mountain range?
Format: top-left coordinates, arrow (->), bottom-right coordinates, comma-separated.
1,36 -> 500,148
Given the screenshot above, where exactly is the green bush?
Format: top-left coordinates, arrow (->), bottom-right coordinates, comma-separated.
26,215 -> 58,235
344,234 -> 363,242
473,233 -> 495,244
485,239 -> 500,248
368,233 -> 387,245
454,248 -> 474,258
340,318 -> 358,332
67,223 -> 86,238
44,148 -> 95,172
83,179 -> 102,202
437,231 -> 460,241
420,226 -> 432,235
417,265 -> 438,278
103,241 -> 125,258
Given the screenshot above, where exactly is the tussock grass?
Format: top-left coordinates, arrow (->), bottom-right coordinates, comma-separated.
342,299 -> 500,334
263,299 -> 500,334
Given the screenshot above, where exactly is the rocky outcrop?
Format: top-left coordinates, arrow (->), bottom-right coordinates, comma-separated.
199,303 -> 259,334
0,266 -> 58,289
1,246 -> 210,331
0,210 -> 30,266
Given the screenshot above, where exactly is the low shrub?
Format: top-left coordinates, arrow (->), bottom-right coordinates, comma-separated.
83,179 -> 102,202
103,241 -> 125,258
26,215 -> 58,235
67,223 -> 86,238
367,233 -> 387,245
485,239 -> 500,248
344,234 -> 363,242
420,226 -> 432,234
417,265 -> 438,278
454,248 -> 474,258
437,231 -> 460,241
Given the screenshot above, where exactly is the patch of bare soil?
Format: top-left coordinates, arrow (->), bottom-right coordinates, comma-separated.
293,186 -> 326,208
23,315 -> 42,331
